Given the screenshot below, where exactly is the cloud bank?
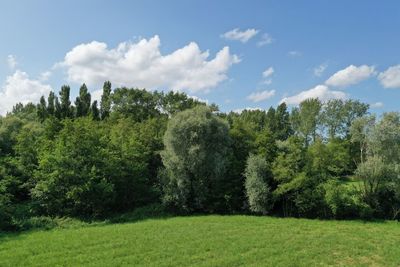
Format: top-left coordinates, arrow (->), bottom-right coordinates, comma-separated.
60,35 -> 240,93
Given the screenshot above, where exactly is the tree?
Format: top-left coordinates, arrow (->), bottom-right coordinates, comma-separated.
321,99 -> 345,139
37,96 -> 48,122
54,97 -> 62,119
355,156 -> 393,209
225,117 -> 257,212
244,154 -> 273,214
275,103 -> 292,140
368,112 -> 400,164
272,136 -> 307,216
75,83 -> 91,117
294,98 -> 322,146
343,100 -> 369,136
265,107 -> 276,133
161,106 -> 231,212
90,101 -> 100,120
47,91 -> 55,116
255,127 -> 277,164
159,91 -> 205,116
59,85 -> 72,119
32,118 -> 115,217
350,115 -> 375,164
111,88 -> 160,121
100,81 -> 112,120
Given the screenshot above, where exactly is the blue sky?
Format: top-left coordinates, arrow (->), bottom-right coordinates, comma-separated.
1,0 -> 400,114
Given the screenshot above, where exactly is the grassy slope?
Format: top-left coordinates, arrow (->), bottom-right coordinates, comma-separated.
1,215 -> 400,267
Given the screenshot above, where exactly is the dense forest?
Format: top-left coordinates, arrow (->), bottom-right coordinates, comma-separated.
1,81 -> 400,231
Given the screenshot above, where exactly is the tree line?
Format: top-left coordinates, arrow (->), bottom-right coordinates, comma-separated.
1,81 -> 399,230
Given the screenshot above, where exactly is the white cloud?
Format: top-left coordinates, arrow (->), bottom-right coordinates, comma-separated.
247,90 -> 276,103
325,65 -> 375,87
378,65 -> 400,89
39,71 -> 52,81
288,51 -> 302,57
60,35 -> 240,93
0,70 -> 52,115
221,28 -> 259,43
262,67 -> 274,78
371,102 -> 384,108
313,63 -> 328,77
257,33 -> 274,47
280,85 -> 346,105
7,55 -> 17,70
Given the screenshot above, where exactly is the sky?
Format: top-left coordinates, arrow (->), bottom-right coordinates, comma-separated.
0,0 -> 400,115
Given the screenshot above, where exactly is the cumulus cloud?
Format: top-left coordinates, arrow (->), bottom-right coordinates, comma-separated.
60,35 -> 240,93
221,28 -> 259,43
325,65 -> 375,87
247,90 -> 276,103
262,67 -> 274,78
371,102 -> 384,108
378,65 -> 400,89
257,33 -> 274,47
313,63 -> 328,77
7,55 -> 17,70
0,70 -> 52,115
280,85 -> 346,105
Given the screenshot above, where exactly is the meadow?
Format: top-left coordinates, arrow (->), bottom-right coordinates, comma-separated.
1,215 -> 400,267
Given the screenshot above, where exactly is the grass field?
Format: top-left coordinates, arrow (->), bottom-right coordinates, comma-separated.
1,215 -> 400,266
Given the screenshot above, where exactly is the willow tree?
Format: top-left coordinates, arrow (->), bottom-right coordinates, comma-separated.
161,106 -> 230,212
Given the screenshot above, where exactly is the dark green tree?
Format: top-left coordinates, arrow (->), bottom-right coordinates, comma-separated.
47,91 -> 55,116
100,81 -> 112,120
90,100 -> 100,120
59,85 -> 72,119
37,96 -> 48,122
75,83 -> 91,117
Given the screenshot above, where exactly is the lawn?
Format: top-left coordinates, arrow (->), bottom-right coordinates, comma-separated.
1,215 -> 400,266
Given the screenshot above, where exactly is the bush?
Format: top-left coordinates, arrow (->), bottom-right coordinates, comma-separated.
324,180 -> 368,219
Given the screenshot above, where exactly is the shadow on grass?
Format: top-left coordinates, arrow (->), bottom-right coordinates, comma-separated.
0,204 -> 175,243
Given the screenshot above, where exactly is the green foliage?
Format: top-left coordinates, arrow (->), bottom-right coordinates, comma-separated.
1,82 -> 400,231
75,83 -> 91,117
111,87 -> 160,121
323,180 -> 362,219
161,106 -> 231,212
244,154 -> 273,214
100,81 -> 112,119
291,98 -> 321,145
58,85 -> 73,119
32,118 -> 115,217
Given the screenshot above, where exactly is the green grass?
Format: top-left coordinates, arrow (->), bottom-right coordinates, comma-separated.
1,215 -> 400,266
